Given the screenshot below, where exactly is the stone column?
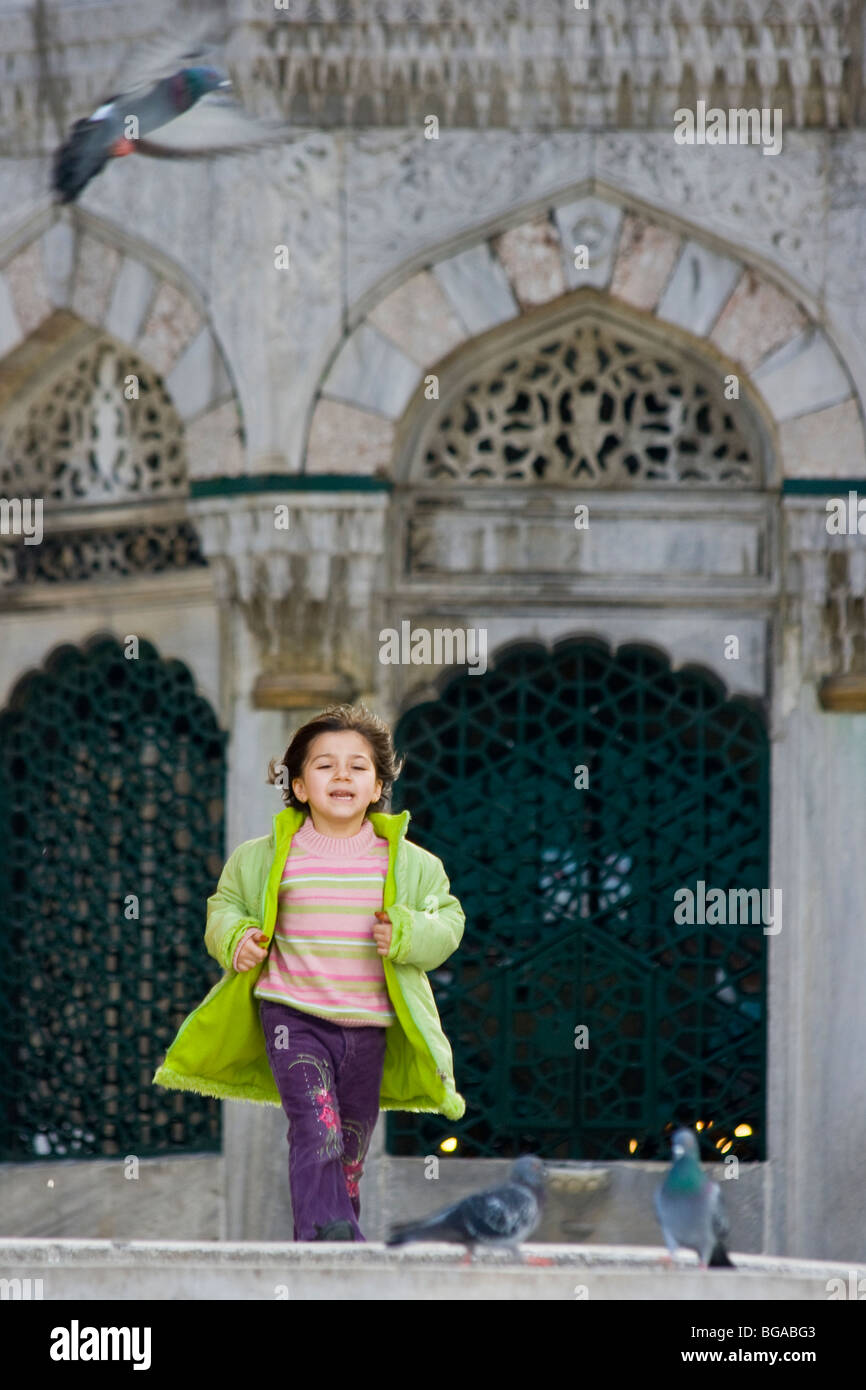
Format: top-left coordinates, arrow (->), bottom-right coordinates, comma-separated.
768,497 -> 866,1259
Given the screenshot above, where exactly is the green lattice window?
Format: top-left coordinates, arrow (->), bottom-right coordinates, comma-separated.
387,639 -> 768,1163
0,635 -> 227,1161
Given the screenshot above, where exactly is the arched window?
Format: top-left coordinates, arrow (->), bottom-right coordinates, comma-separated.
402,300 -> 768,492
419,309 -> 763,488
0,330 -> 205,587
387,295 -> 771,1163
0,636 -> 227,1160
389,639 -> 769,1162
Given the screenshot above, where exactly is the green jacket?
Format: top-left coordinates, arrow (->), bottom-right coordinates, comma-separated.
152,806 -> 466,1120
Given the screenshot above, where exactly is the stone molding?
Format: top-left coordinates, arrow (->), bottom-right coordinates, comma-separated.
226,0 -> 858,132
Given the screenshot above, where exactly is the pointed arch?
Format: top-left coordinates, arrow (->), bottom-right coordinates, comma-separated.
304,186 -> 864,483
396,291 -> 772,489
0,210 -> 243,479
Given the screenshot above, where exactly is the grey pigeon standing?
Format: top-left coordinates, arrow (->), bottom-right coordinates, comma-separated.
386,1155 -> 547,1256
52,24 -> 295,203
655,1127 -> 734,1268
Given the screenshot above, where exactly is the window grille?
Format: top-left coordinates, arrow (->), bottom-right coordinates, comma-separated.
387,639 -> 768,1162
0,635 -> 226,1161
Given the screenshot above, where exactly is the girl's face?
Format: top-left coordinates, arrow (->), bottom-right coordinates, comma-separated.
293,730 -> 383,822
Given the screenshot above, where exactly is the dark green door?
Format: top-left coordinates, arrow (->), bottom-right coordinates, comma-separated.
387,638 -> 768,1162
0,635 -> 227,1161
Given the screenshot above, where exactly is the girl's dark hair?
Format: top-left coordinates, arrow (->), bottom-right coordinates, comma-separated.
267,703 -> 404,813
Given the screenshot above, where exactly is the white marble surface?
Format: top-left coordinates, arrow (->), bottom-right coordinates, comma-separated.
656,240 -> 742,337
0,1237 -> 857,1300
323,322 -> 421,417
432,242 -> 519,336
2,130 -> 864,469
0,270 -> 20,355
103,257 -> 156,343
753,330 -> 853,422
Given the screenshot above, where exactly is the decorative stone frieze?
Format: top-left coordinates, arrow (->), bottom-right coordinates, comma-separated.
0,518 -> 206,587
223,2 -> 860,134
0,218 -> 243,596
1,2 -> 857,154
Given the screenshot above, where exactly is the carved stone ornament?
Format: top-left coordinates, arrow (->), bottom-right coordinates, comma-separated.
420,311 -> 762,488
0,341 -> 186,506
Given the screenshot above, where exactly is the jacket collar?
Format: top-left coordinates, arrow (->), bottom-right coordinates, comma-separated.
271,805 -> 411,846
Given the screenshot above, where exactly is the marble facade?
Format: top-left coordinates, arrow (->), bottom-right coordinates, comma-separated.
0,0 -> 864,1259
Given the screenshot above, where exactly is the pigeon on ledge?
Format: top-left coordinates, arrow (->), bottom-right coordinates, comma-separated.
52,23 -> 296,203
655,1127 -> 735,1268
386,1154 -> 548,1262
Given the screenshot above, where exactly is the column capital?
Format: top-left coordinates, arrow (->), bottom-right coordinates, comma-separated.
189,493 -> 386,684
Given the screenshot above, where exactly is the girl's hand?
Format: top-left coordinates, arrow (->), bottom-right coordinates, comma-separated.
236,931 -> 269,972
372,910 -> 392,956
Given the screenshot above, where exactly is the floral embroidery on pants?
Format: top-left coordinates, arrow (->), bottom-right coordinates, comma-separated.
341,1118 -> 371,1198
342,1161 -> 363,1200
287,1053 -> 343,1160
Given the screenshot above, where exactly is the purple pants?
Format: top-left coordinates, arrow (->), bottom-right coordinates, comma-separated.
258,998 -> 388,1241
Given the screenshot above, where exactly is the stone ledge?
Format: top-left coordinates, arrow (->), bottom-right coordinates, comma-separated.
1,1240 -> 860,1301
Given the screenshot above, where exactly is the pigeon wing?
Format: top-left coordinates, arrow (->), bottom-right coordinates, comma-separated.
460,1185 -> 538,1242
656,1176 -> 709,1255
654,1182 -> 678,1249
708,1180 -> 729,1244
110,20 -> 226,100
654,1184 -> 665,1228
52,110 -> 125,202
706,1177 -> 735,1266
134,97 -> 296,158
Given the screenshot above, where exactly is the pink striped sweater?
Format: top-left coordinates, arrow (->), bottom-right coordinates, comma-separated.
233,814 -> 395,1027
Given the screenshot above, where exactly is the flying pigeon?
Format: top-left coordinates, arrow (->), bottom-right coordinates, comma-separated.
52,24 -> 296,203
655,1127 -> 734,1268
385,1155 -> 548,1259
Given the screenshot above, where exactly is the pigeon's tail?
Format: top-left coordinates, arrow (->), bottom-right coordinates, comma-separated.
708,1242 -> 734,1268
53,119 -> 112,203
385,1210 -> 462,1247
384,1222 -> 425,1247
